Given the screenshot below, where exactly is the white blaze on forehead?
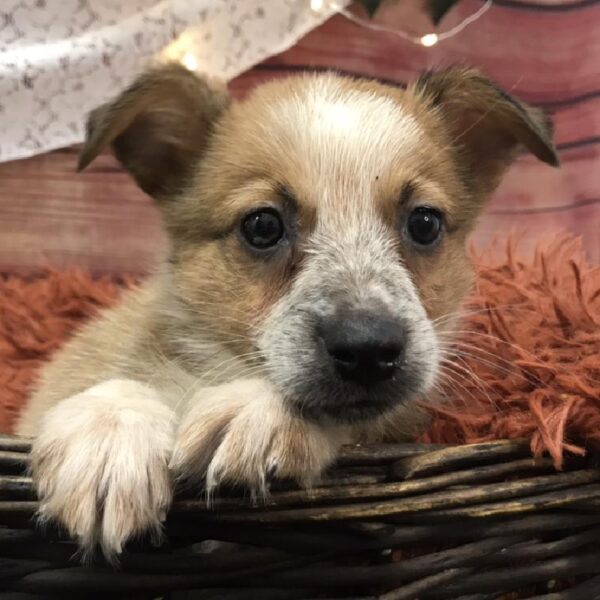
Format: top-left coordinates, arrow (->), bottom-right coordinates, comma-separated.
269,76 -> 423,189
314,100 -> 363,133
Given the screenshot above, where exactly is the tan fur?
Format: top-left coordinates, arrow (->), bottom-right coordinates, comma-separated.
17,65 -> 557,559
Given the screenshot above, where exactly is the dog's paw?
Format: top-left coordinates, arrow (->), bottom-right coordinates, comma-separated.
170,378 -> 348,498
31,379 -> 175,560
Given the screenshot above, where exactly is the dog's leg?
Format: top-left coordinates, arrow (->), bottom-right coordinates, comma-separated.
170,378 -> 350,497
30,379 -> 175,560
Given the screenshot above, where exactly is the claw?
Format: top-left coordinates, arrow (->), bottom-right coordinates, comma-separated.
266,459 -> 279,482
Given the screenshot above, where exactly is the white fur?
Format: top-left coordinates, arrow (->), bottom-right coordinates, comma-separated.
31,376 -> 348,558
268,75 -> 422,191
170,378 -> 350,499
31,379 -> 175,560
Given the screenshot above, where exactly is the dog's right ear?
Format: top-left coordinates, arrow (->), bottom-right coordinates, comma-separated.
78,64 -> 230,199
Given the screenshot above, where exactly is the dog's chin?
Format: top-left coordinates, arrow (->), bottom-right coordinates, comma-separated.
284,375 -> 427,424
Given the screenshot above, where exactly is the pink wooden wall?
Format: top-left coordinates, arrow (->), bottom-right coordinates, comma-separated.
0,0 -> 597,272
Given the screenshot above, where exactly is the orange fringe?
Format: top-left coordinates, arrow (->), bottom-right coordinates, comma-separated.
420,234 -> 600,468
0,270 -> 136,432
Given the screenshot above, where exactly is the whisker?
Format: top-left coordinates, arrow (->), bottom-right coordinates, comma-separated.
436,366 -> 487,409
439,343 -> 548,390
432,302 -> 537,327
440,352 -> 497,395
438,333 -> 560,383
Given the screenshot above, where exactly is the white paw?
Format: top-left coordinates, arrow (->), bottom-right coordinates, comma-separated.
170,378 -> 348,498
31,379 -> 175,560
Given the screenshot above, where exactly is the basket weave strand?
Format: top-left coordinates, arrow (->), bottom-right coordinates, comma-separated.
1,434 -> 600,599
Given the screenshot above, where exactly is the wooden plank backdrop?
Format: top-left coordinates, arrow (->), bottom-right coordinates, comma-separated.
0,0 -> 598,273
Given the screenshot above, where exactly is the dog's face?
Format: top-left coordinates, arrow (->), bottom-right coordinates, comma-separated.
80,65 -> 557,423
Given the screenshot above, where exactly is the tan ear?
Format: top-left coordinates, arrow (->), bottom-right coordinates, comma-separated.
413,67 -> 559,195
78,64 -> 230,199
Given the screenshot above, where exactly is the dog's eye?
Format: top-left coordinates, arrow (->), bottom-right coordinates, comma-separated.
241,208 -> 284,250
407,207 -> 443,246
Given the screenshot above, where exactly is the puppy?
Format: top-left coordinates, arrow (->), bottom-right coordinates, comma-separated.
16,65 -> 558,559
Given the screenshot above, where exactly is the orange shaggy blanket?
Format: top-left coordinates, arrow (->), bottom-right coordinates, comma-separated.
1,235 -> 599,467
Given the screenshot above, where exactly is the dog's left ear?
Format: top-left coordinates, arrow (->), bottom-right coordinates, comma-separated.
413,67 -> 559,196
78,64 -> 230,199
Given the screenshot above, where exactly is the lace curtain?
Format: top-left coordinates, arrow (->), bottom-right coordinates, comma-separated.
0,0 -> 343,162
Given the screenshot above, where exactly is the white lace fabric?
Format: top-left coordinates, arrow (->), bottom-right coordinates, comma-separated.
0,0 -> 342,162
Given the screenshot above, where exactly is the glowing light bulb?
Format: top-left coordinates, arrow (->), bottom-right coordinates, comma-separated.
181,52 -> 198,71
420,33 -> 439,47
311,0 -> 324,12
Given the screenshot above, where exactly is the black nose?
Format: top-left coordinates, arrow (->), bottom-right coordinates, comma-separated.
318,311 -> 406,386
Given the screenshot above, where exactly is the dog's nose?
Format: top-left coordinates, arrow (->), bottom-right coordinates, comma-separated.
318,311 -> 406,386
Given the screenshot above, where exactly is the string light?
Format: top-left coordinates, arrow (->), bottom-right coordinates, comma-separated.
315,0 -> 492,47
172,0 -> 491,73
181,52 -> 198,71
420,33 -> 439,47
162,31 -> 202,71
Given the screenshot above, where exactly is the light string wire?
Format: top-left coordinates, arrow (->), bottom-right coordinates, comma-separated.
311,0 -> 493,46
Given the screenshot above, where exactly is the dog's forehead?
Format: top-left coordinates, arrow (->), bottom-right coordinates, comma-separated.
267,77 -> 422,177
213,75 -> 438,234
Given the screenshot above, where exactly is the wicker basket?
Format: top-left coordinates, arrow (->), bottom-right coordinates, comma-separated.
1,434 -> 600,599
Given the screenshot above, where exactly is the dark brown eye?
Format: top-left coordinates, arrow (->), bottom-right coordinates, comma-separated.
241,208 -> 284,249
407,207 -> 443,246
